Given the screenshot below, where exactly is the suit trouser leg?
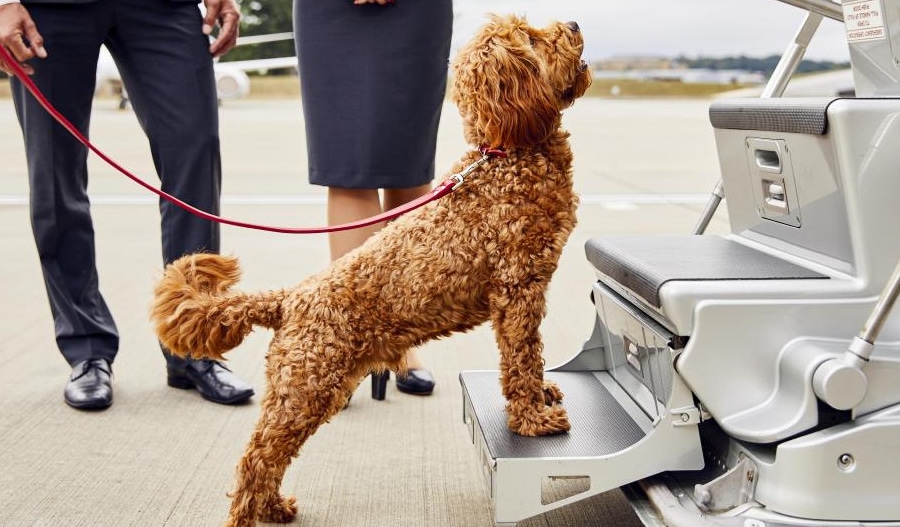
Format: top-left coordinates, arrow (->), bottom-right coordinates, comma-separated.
106,0 -> 222,369
10,4 -> 118,367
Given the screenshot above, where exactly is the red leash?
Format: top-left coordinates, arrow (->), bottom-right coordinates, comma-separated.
0,46 -> 505,234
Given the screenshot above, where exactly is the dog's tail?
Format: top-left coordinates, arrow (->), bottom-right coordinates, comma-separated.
150,253 -> 284,361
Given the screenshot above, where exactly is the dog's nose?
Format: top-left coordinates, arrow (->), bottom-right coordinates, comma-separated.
566,21 -> 580,33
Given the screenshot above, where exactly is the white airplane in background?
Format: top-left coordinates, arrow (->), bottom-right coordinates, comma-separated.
95,32 -> 297,108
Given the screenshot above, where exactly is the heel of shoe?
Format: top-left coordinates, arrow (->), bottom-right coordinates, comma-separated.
371,371 -> 389,400
167,373 -> 194,390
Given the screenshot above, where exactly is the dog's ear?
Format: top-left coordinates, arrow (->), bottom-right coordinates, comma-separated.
453,18 -> 559,148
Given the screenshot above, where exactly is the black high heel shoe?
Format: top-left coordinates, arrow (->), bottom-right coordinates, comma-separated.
371,370 -> 390,400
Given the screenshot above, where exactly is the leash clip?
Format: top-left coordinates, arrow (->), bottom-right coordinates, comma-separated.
450,147 -> 506,191
452,155 -> 490,190
451,173 -> 465,190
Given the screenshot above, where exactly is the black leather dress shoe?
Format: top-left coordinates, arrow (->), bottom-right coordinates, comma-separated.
64,358 -> 113,410
167,359 -> 254,405
395,368 -> 435,396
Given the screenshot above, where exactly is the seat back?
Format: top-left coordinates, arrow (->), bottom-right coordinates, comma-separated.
712,97 -> 900,294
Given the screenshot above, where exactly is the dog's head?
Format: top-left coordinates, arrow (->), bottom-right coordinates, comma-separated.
451,14 -> 592,149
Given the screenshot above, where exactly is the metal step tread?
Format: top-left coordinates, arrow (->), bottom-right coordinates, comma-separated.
460,370 -> 646,460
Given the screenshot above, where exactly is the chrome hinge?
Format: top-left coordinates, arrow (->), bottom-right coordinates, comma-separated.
670,405 -> 709,426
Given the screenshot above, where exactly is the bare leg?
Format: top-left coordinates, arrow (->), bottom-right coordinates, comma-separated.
326,184 -> 433,371
326,187 -> 383,260
381,184 -> 432,210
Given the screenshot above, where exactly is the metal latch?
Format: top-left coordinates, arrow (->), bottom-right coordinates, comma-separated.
670,405 -> 708,426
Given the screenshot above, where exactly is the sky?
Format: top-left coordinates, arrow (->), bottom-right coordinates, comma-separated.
452,0 -> 851,63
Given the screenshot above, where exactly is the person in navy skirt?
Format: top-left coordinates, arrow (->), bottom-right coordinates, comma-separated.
294,0 -> 453,398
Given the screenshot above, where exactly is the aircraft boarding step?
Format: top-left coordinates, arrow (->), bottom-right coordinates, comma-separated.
460,369 -> 704,526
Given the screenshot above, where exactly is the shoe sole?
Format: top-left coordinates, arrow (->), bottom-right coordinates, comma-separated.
199,391 -> 254,405
167,375 -> 195,390
65,397 -> 112,410
395,386 -> 434,396
168,375 -> 254,405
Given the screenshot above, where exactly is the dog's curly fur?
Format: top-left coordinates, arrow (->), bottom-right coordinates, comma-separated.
151,14 -> 591,527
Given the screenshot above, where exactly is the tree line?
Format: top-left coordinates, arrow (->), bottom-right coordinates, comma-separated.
221,0 -> 294,62
677,55 -> 850,76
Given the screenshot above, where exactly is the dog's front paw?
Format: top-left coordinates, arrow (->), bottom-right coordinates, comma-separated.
541,380 -> 564,405
257,494 -> 298,523
507,404 -> 570,436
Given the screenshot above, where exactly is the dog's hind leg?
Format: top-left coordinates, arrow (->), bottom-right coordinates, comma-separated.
225,392 -> 300,527
490,287 -> 571,437
225,357 -> 356,527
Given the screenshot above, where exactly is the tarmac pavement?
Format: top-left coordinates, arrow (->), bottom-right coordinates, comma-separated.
0,94 -> 729,527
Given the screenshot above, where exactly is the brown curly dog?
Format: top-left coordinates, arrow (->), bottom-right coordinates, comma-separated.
151,14 -> 591,527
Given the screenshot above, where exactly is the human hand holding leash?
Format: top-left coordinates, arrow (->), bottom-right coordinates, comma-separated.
203,0 -> 240,58
0,2 -> 45,75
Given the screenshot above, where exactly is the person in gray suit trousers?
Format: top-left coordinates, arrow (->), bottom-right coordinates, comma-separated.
0,0 -> 254,410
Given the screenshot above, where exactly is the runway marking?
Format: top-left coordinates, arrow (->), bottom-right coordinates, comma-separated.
0,193 -> 712,207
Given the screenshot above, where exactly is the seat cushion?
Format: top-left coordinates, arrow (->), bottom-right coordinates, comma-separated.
585,235 -> 828,308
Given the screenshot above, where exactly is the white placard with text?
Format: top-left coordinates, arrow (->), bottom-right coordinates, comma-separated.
843,0 -> 887,43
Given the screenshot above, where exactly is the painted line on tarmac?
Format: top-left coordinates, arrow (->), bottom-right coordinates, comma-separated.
0,193 -> 711,207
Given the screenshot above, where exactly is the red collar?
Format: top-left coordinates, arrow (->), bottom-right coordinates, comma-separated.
479,145 -> 508,158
